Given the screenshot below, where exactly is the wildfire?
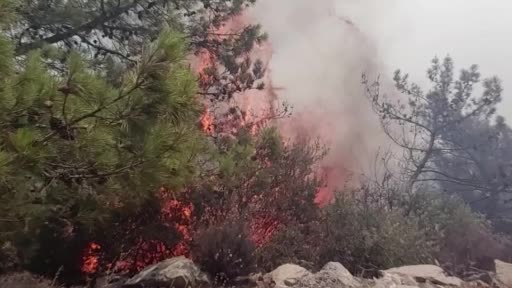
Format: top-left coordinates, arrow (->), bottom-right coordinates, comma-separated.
249,216 -> 280,247
196,48 -> 216,89
81,242 -> 101,274
200,105 -> 215,135
80,10 -> 351,279
160,194 -> 194,257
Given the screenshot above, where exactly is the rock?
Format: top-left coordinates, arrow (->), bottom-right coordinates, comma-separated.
95,275 -> 127,288
495,260 -> 512,288
315,262 -> 358,287
295,262 -> 358,288
284,278 -> 299,286
371,272 -> 417,288
462,280 -> 491,288
122,256 -> 209,288
375,271 -> 418,287
384,265 -> 463,287
266,264 -> 312,288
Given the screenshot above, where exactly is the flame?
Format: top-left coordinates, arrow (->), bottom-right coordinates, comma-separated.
250,216 -> 280,247
80,11 -> 349,277
200,105 -> 215,135
81,242 -> 101,274
196,49 -> 216,89
80,189 -> 195,275
160,194 -> 194,257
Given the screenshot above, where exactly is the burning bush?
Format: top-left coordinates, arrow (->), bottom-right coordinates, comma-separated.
186,128 -> 325,279
79,191 -> 194,276
192,220 -> 255,284
190,127 -> 323,229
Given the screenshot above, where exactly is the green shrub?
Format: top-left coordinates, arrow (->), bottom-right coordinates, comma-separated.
192,220 -> 255,284
405,191 -> 512,273
254,222 -> 324,272
320,193 -> 435,275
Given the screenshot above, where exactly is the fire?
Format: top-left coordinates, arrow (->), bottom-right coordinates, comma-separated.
81,242 -> 101,274
80,10 -> 351,278
196,48 -> 216,89
80,189 -> 195,275
249,216 -> 280,247
160,194 -> 194,257
200,105 -> 215,135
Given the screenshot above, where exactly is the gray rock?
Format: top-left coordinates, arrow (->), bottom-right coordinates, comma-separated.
495,260 -> 512,288
266,263 -> 312,288
384,265 -> 463,287
296,262 -> 358,288
95,275 -> 127,288
122,256 -> 209,288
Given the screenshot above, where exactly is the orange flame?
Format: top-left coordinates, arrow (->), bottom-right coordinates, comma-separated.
161,195 -> 194,257
81,242 -> 101,274
200,106 -> 215,135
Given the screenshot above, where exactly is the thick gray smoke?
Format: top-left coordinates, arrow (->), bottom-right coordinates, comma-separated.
249,0 -> 396,191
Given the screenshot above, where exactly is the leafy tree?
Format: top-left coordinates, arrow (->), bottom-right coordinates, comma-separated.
363,56 -> 503,213
0,9 -> 204,277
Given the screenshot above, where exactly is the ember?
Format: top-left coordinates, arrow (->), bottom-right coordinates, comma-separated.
81,242 -> 101,274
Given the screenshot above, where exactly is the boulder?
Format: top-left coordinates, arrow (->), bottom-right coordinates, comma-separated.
122,256 -> 209,288
96,275 -> 128,288
384,265 -> 463,287
495,260 -> 512,288
296,262 -> 358,288
314,262 -> 359,287
266,264 -> 312,288
372,271 -> 418,288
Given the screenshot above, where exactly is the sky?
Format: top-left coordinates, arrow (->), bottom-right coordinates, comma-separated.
250,0 -> 512,174
338,0 -> 512,118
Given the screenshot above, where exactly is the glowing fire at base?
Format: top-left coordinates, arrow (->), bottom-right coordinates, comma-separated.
81,242 -> 101,274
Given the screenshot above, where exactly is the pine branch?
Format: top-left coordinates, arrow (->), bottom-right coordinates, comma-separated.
79,35 -> 136,63
36,79 -> 143,144
15,1 -> 143,55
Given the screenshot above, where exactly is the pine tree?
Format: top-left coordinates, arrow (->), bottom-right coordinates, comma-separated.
9,0 -> 267,103
0,6 -> 205,275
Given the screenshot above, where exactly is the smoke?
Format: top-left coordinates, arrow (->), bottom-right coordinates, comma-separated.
248,0 -> 396,200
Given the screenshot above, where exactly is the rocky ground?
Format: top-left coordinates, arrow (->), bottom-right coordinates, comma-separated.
96,257 -> 512,288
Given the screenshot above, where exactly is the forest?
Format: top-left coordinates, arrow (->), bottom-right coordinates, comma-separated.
0,0 -> 511,287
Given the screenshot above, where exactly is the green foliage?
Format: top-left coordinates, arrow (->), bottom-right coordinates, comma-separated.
321,193 -> 435,274
9,0 -> 267,106
190,128 -> 324,229
254,222 -> 323,272
0,21 -> 204,279
0,0 -> 16,27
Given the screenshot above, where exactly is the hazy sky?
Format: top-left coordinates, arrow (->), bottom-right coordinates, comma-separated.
251,0 -> 512,173
340,0 -> 512,118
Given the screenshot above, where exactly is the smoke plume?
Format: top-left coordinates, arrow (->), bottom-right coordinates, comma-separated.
248,0 -> 394,201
